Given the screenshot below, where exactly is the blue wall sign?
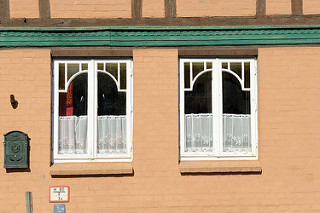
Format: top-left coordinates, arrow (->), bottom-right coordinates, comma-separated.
54,204 -> 65,213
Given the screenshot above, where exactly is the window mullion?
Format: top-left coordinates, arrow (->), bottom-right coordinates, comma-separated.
93,60 -> 98,160
212,59 -> 220,157
53,61 -> 59,160
126,61 -> 132,157
179,60 -> 185,156
87,60 -> 95,160
217,60 -> 223,157
251,60 -> 258,156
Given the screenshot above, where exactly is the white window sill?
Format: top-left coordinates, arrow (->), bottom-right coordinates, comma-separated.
50,162 -> 133,177
179,160 -> 262,174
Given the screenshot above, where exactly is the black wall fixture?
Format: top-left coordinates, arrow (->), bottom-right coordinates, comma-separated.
10,94 -> 18,109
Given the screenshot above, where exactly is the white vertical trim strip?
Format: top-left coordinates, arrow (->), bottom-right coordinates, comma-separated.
180,59 -> 185,155
92,60 -> 98,159
53,60 -> 59,160
118,63 -> 120,87
87,60 -> 94,159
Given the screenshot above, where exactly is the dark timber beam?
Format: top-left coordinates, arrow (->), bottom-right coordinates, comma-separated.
5,15 -> 320,27
292,0 -> 303,15
256,0 -> 266,17
39,0 -> 51,19
0,0 -> 10,24
51,47 -> 133,58
179,47 -> 258,57
165,0 -> 176,19
132,0 -> 142,22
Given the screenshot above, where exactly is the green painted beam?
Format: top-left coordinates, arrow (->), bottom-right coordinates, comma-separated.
1,25 -> 320,47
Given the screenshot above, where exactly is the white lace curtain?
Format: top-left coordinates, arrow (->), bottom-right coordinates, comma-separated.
185,113 -> 251,153
97,116 -> 126,154
58,116 -> 88,154
223,114 -> 251,153
58,115 -> 126,155
185,114 -> 213,152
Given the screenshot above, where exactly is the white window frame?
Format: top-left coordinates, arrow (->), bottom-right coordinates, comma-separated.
179,58 -> 258,161
53,59 -> 133,163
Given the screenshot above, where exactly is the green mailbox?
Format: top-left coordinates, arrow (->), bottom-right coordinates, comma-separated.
4,131 -> 29,169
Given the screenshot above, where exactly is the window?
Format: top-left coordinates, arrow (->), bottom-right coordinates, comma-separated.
179,59 -> 257,160
53,60 -> 132,163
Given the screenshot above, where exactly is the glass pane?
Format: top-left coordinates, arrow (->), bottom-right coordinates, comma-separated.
185,114 -> 213,152
97,63 -> 104,70
222,62 -> 228,69
81,63 -> 88,71
222,72 -> 251,153
206,62 -> 212,69
58,73 -> 88,155
192,62 -> 204,79
244,62 -> 250,88
185,71 -> 212,114
184,71 -> 213,152
223,114 -> 251,153
120,63 -> 127,90
97,72 -> 126,154
230,62 -> 242,79
223,72 -> 250,114
67,64 -> 79,81
106,63 -> 118,81
184,62 -> 190,89
59,63 -> 65,90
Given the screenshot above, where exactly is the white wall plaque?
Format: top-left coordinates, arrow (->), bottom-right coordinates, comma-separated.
49,186 -> 70,203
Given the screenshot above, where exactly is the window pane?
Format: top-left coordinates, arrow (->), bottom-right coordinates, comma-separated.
222,62 -> 228,69
223,72 -> 250,114
59,63 -> 65,90
206,62 -> 212,69
97,63 -> 104,70
184,72 -> 213,153
223,114 -> 251,153
106,63 -> 118,81
185,72 -> 212,114
222,72 -> 251,153
67,64 -> 79,81
244,62 -> 250,88
185,114 -> 213,152
192,62 -> 204,79
120,63 -> 127,90
58,73 -> 88,155
97,72 -> 126,154
81,63 -> 88,71
184,62 -> 190,88
230,62 -> 242,79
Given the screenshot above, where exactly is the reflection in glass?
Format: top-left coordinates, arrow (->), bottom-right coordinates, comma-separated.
97,73 -> 126,154
58,73 -> 88,155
